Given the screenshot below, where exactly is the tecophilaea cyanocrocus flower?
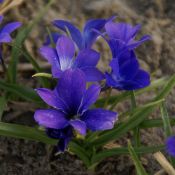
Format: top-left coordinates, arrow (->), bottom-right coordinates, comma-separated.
166,136 -> 175,157
34,69 -> 117,151
103,21 -> 150,90
0,15 -> 21,44
0,15 -> 21,60
105,42 -> 150,90
105,21 -> 151,51
52,17 -> 112,49
40,36 -> 104,81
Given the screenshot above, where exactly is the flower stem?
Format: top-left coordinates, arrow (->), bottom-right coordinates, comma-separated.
0,58 -> 7,73
130,91 -> 140,147
104,88 -> 112,108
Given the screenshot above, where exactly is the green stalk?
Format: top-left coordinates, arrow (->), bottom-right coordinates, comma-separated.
104,88 -> 112,108
130,91 -> 140,147
128,141 -> 148,175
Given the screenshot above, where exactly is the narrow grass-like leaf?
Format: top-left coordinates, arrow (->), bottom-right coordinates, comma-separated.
0,122 -> 57,144
137,118 -> 175,129
130,91 -> 140,147
160,102 -> 172,137
96,77 -> 167,107
91,145 -> 165,164
85,99 -> 164,147
119,99 -> 165,119
0,79 -> 42,103
0,96 -> 6,121
69,142 -> 90,167
128,142 -> 148,175
88,75 -> 175,147
0,122 -> 90,167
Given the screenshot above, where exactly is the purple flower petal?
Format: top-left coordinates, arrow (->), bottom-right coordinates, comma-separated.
78,84 -> 101,114
117,69 -> 150,90
82,109 -> 117,131
73,49 -> 100,68
105,72 -> 121,88
105,22 -> 140,43
166,136 -> 175,157
39,46 -> 62,78
81,67 -> 104,82
36,88 -> 68,112
69,119 -> 86,135
34,109 -> 68,129
107,39 -> 127,58
83,18 -> 108,48
128,35 -> 151,49
119,58 -> 139,80
118,49 -> 136,66
53,20 -> 83,49
109,58 -> 119,76
39,46 -> 58,64
106,69 -> 150,91
58,137 -> 71,152
1,22 -> 22,33
56,69 -> 86,114
0,33 -> 12,43
132,69 -> 150,88
56,36 -> 75,71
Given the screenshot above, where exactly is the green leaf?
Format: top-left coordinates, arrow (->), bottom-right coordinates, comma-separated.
128,142 -> 148,175
91,145 -> 165,164
119,99 -> 165,119
160,102 -> 172,137
32,72 -> 52,79
135,118 -> 175,129
0,122 -> 90,167
69,142 -> 90,167
96,77 -> 167,108
0,96 -> 6,121
88,75 -> 175,147
7,0 -> 55,83
85,99 -> 164,147
0,122 -> 57,144
0,79 -> 42,103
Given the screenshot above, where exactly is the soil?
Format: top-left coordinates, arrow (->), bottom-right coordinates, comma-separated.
0,0 -> 175,174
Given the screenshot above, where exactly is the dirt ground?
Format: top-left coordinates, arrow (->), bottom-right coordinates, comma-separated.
0,0 -> 175,174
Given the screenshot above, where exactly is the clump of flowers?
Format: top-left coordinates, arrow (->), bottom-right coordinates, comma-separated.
34,17 -> 151,152
1,6 -> 175,173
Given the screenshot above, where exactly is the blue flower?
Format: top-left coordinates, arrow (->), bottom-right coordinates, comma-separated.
105,43 -> 150,90
100,21 -> 151,90
34,69 -> 117,151
39,35 -> 104,82
166,136 -> 175,157
0,0 -> 4,3
52,17 -> 112,49
105,21 -> 151,51
0,15 -> 21,44
0,15 -> 21,60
